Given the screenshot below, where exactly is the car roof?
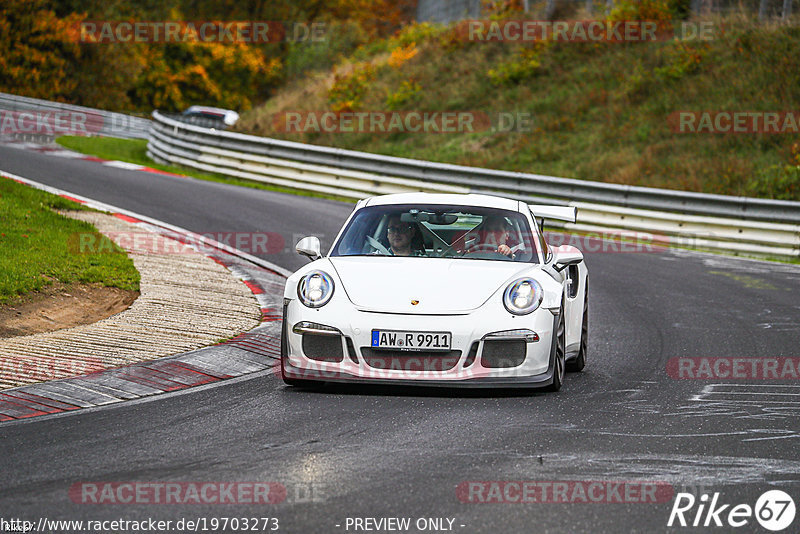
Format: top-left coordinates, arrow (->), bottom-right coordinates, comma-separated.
184,105 -> 237,115
362,193 -> 522,211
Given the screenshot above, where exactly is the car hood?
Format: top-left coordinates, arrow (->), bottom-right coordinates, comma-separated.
329,256 -> 532,314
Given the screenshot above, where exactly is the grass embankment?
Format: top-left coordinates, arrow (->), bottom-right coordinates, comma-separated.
55,137 -> 156,167
0,177 -> 139,304
55,136 -> 355,203
236,15 -> 800,200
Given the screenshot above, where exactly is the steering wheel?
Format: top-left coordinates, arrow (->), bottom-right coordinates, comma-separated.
366,235 -> 391,255
467,243 -> 505,253
464,243 -> 512,260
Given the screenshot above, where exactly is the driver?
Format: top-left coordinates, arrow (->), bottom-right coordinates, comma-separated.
386,215 -> 425,256
470,215 -> 515,257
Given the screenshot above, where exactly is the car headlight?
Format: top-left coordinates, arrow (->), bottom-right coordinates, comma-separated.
297,270 -> 334,308
503,278 -> 543,315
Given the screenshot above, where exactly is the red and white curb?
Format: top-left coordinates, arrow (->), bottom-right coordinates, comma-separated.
0,170 -> 289,423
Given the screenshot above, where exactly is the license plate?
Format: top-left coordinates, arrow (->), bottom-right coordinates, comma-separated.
371,330 -> 452,351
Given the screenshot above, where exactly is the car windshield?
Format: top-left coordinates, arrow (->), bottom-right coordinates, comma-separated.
331,204 -> 539,262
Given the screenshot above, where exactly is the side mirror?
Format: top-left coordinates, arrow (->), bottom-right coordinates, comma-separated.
296,236 -> 322,261
553,245 -> 583,272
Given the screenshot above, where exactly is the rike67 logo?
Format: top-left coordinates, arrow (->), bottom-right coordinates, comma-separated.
668,490 -> 796,531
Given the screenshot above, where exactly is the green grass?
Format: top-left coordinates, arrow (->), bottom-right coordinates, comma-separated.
55,136 -> 357,204
55,136 -> 154,166
0,177 -> 140,304
237,15 -> 800,201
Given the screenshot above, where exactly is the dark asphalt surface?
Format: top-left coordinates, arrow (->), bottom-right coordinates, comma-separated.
1,144 -> 800,533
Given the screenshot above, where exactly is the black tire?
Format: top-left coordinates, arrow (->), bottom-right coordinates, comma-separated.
281,356 -> 320,388
546,304 -> 566,392
567,281 -> 588,372
283,376 -> 319,388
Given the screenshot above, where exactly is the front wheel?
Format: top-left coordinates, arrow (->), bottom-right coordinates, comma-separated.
546,304 -> 566,392
281,356 -> 321,388
282,375 -> 319,388
567,281 -> 588,372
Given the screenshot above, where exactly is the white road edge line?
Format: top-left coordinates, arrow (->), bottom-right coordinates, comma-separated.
701,391 -> 800,397
706,383 -> 800,388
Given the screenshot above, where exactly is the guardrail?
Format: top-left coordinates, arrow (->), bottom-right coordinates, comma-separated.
148,110 -> 800,259
0,92 -> 151,140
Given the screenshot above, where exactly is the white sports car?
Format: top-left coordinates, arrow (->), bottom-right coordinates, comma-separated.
281,193 -> 588,390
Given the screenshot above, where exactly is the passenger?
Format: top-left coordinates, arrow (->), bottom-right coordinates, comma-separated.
386,215 -> 426,256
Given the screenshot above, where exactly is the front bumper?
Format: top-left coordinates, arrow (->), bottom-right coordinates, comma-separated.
282,298 -> 558,388
282,360 -> 557,389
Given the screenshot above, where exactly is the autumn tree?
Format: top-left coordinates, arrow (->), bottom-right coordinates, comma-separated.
0,0 -> 83,100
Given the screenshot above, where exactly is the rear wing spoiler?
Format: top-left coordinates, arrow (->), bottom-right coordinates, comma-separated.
528,204 -> 577,224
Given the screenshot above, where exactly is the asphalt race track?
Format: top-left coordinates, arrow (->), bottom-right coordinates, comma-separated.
1,143 -> 799,533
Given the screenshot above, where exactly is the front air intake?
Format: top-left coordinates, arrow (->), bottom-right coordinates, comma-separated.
480,340 -> 526,368
302,334 -> 344,362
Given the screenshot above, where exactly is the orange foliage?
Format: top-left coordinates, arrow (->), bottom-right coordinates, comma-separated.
0,0 -> 83,101
126,41 -> 282,112
1,0 -> 414,112
388,43 -> 419,68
